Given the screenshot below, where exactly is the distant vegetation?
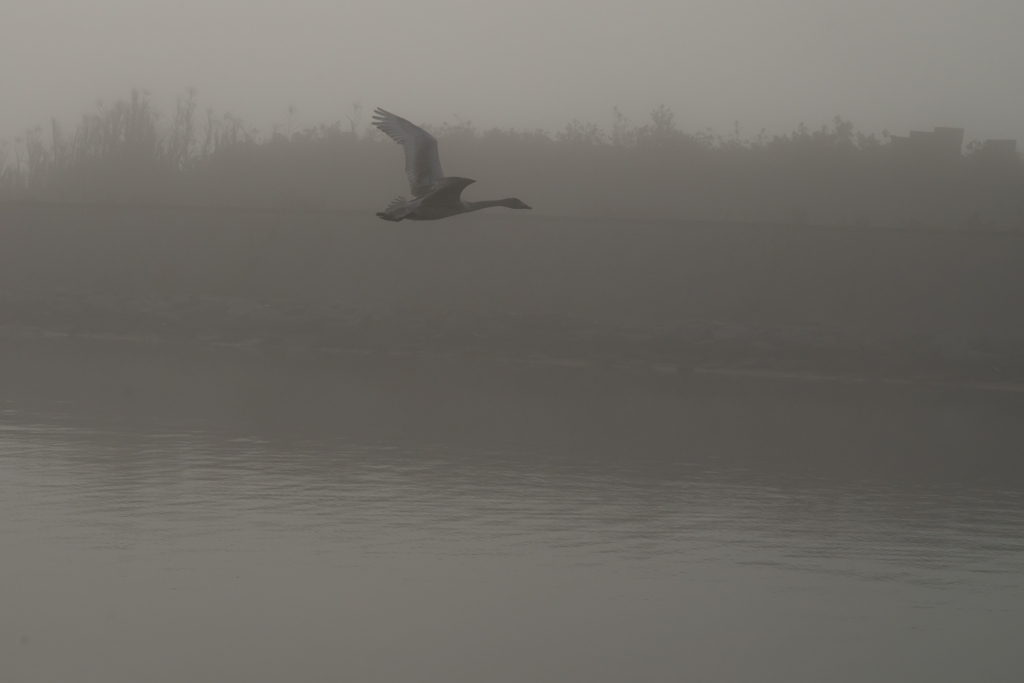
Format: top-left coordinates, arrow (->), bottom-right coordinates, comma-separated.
2,89 -> 1022,230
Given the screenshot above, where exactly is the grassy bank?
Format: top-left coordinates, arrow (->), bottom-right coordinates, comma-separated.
2,203 -> 1023,384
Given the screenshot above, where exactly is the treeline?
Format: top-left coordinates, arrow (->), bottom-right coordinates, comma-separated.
1,89 -> 1022,229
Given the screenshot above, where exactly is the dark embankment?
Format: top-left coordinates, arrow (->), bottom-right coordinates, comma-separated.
2,202 -> 1023,385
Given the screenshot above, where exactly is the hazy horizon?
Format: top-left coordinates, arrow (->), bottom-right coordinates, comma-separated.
3,4 -> 1024,681
2,0 -> 1023,146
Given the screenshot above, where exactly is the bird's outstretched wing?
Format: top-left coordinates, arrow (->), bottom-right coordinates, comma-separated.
372,108 -> 445,197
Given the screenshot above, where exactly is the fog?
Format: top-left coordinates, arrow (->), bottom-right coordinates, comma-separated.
3,3 -> 1024,682
2,0 -> 1024,144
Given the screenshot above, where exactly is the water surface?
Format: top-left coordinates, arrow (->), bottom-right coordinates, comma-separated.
2,341 -> 1023,682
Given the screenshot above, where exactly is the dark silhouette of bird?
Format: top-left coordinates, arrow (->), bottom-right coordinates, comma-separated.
372,108 -> 531,221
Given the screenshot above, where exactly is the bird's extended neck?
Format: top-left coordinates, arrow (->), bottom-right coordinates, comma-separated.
464,198 -> 519,212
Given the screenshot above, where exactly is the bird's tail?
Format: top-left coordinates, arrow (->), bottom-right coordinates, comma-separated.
376,196 -> 416,221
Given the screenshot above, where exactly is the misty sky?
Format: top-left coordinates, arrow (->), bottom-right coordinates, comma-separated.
2,0 -> 1022,146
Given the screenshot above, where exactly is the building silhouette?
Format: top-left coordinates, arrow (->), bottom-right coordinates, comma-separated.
889,127 -> 964,158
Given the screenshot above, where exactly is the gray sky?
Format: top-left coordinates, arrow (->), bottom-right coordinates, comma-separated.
2,0 -> 1022,145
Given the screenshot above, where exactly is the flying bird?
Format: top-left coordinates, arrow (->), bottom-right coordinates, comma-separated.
372,108 -> 531,221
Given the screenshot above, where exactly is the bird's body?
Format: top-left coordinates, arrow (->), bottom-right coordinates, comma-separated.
372,108 -> 531,221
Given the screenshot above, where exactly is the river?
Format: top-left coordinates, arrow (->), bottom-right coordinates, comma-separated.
2,340 -> 1022,682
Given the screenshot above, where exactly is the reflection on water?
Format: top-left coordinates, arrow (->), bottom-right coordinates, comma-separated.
1,341 -> 1023,683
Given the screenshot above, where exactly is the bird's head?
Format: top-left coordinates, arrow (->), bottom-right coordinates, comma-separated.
503,198 -> 532,210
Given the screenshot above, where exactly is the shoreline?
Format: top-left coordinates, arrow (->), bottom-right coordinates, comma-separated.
3,204 -> 1023,391
3,294 -> 1022,393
